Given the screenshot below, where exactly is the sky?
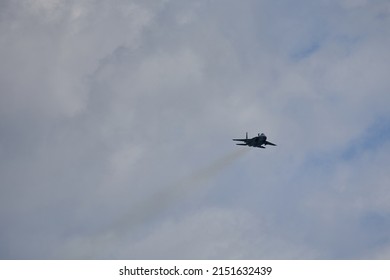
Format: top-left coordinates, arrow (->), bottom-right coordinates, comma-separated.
1,0 -> 390,259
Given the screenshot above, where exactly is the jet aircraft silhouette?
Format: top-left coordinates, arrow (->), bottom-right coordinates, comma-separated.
233,132 -> 276,148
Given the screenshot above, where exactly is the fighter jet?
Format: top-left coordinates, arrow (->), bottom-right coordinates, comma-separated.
233,132 -> 276,148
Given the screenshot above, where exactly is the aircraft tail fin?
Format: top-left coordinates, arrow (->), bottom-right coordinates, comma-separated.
246,132 -> 248,140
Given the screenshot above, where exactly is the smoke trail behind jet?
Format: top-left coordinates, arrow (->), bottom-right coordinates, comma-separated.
64,148 -> 249,258
116,148 -> 248,234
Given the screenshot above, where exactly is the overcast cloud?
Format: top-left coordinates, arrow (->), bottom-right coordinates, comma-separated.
1,0 -> 390,259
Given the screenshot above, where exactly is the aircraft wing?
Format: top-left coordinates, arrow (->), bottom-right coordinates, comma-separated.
265,141 -> 276,146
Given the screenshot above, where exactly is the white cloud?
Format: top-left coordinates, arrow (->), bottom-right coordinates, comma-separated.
0,0 -> 155,118
58,206 -> 317,259
1,0 -> 390,259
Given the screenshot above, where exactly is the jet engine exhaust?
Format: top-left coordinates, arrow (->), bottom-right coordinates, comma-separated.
115,148 -> 248,234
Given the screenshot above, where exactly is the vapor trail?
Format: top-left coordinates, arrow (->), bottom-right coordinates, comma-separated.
66,148 -> 248,258
118,148 -> 248,233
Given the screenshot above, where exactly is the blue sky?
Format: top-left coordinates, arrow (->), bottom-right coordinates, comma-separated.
1,0 -> 390,259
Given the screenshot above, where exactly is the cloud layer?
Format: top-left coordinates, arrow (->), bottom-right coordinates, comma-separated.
1,0 -> 390,259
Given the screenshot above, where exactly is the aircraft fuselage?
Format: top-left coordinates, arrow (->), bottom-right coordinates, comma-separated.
233,132 -> 276,149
